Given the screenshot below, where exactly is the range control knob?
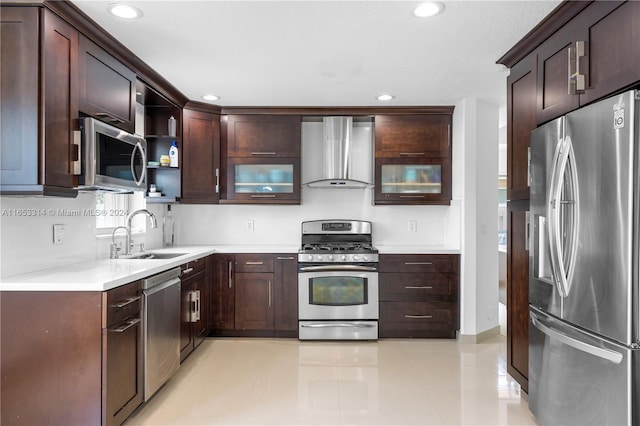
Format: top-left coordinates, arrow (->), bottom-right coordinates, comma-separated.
307,254 -> 314,261
328,255 -> 334,261
316,255 -> 323,261
353,255 -> 360,261
341,255 -> 347,261
363,255 -> 369,261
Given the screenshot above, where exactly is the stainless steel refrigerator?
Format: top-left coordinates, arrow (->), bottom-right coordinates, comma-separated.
528,89 -> 640,425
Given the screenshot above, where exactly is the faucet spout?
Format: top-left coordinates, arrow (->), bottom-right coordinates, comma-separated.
124,209 -> 158,255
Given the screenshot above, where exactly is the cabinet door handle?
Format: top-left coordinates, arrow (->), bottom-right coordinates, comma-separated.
181,267 -> 194,276
95,112 -> 125,124
215,168 -> 220,193
195,290 -> 201,321
277,256 -> 295,260
108,317 -> 141,332
405,315 -> 433,319
228,261 -> 233,288
399,152 -> 426,157
268,280 -> 272,307
112,296 -> 141,309
568,40 -> 587,95
250,194 -> 276,198
250,152 -> 277,156
404,262 -> 433,265
72,130 -> 82,175
405,286 -> 433,289
399,195 -> 426,199
245,261 -> 264,265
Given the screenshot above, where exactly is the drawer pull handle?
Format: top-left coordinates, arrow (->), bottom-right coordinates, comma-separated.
245,261 -> 264,265
277,256 -> 295,260
108,317 -> 141,333
405,315 -> 433,319
251,152 -> 277,156
404,262 -> 433,265
399,152 -> 426,157
405,286 -> 433,289
112,296 -> 140,309
181,267 -> 194,275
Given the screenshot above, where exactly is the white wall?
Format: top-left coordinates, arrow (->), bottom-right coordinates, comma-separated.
0,194 -> 165,277
454,97 -> 499,337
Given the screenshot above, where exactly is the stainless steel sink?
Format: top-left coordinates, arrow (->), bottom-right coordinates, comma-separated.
124,252 -> 187,260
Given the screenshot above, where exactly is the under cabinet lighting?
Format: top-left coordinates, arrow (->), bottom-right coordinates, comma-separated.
413,2 -> 444,18
107,3 -> 143,19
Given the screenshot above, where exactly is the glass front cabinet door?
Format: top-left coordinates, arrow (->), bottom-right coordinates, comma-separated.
374,158 -> 451,205
225,158 -> 300,204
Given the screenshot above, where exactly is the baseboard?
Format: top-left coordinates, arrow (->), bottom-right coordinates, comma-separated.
457,325 -> 501,344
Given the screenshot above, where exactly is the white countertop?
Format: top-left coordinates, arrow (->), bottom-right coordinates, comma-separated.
0,244 -> 457,292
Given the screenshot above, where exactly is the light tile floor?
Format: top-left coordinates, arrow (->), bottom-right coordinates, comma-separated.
125,336 -> 537,426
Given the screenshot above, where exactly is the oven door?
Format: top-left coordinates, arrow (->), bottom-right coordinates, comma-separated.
298,267 -> 378,320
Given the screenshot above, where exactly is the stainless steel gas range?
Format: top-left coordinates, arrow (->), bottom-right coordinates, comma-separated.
298,220 -> 379,340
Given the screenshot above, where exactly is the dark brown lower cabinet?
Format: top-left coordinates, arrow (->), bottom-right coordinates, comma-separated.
0,281 -> 143,426
180,256 -> 211,362
379,254 -> 460,338
507,200 -> 530,392
212,253 -> 298,337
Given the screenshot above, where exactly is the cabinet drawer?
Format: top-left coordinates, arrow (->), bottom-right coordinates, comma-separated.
235,254 -> 274,272
379,254 -> 456,273
181,256 -> 208,276
379,301 -> 454,326
379,273 -> 453,301
105,280 -> 142,327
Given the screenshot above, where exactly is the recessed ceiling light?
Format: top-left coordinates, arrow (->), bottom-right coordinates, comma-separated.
107,3 -> 143,19
202,94 -> 220,101
413,2 -> 445,18
376,94 -> 395,101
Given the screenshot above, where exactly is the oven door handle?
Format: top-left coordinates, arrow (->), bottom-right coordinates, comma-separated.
298,265 -> 377,272
300,323 -> 377,329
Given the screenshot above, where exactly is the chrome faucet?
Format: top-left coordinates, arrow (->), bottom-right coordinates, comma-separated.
124,209 -> 158,256
110,226 -> 128,259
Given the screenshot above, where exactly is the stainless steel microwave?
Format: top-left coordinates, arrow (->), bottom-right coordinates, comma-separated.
78,117 -> 147,192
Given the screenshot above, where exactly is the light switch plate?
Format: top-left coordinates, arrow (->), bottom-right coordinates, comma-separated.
53,224 -> 65,245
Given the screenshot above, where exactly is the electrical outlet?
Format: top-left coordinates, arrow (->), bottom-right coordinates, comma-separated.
408,220 -> 417,232
53,224 -> 65,245
246,220 -> 255,232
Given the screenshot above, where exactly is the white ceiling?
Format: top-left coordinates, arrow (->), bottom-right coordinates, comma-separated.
71,1 -> 561,108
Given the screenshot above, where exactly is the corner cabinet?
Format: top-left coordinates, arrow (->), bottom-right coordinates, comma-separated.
374,114 -> 452,205
139,84 -> 182,203
221,115 -> 301,204
1,6 -> 79,196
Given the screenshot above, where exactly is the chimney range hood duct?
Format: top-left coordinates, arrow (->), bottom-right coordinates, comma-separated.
304,116 -> 372,189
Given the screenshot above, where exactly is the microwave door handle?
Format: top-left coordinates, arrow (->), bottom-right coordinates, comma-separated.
131,141 -> 146,187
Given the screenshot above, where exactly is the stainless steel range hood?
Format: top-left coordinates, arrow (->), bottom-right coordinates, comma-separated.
303,116 -> 373,188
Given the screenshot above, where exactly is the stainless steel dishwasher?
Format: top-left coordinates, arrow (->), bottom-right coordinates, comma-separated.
142,267 -> 181,401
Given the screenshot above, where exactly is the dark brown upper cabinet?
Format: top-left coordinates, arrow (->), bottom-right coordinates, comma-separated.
373,114 -> 452,205
78,34 -> 136,133
225,115 -> 301,158
181,108 -> 221,204
1,6 -> 79,196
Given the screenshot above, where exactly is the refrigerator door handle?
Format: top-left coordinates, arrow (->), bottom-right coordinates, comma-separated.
547,135 -> 579,297
530,311 -> 623,364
